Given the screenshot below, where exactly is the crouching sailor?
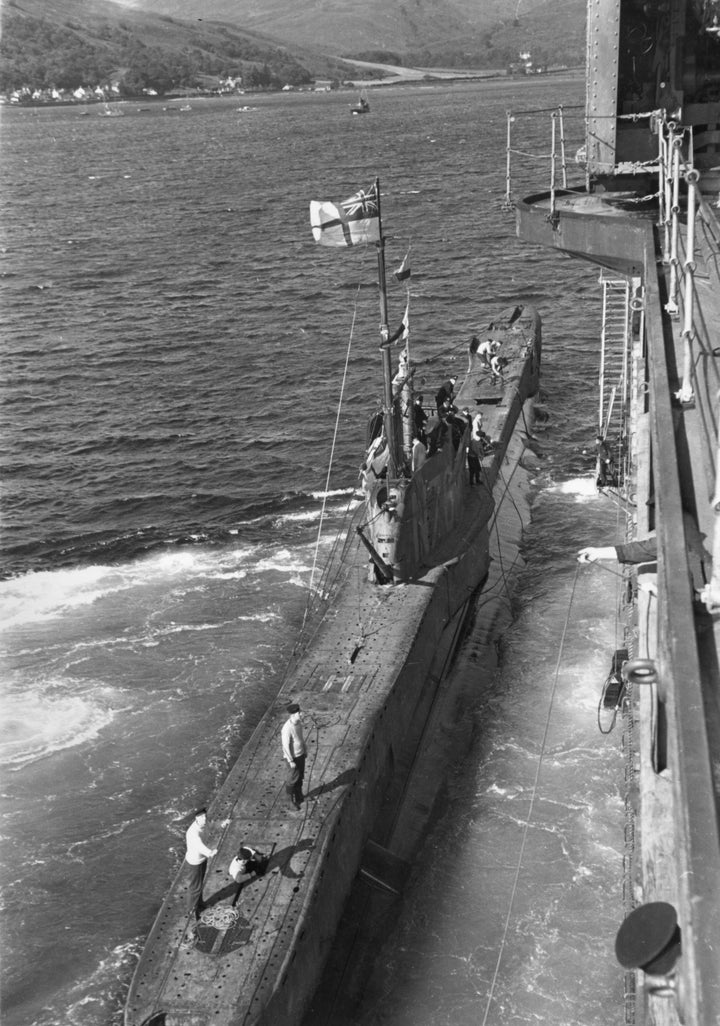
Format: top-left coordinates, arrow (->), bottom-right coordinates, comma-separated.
229,844 -> 269,905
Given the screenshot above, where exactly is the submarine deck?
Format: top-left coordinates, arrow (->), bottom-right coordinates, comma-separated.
125,311 -> 540,1026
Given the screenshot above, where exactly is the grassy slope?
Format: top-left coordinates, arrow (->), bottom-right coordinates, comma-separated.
107,0 -> 586,64
1,0 -> 360,83
2,0 -> 586,79
6,0 -> 302,51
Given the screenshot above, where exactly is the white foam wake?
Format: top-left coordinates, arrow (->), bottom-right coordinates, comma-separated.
549,476 -> 600,498
0,542 -> 292,628
0,684 -> 116,769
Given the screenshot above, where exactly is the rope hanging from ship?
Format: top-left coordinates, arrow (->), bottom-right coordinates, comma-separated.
479,563 -> 582,1026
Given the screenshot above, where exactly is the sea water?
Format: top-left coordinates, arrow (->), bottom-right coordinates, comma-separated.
1,80 -> 628,1025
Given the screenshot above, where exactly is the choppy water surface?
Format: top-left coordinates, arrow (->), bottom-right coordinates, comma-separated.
1,80 -> 627,1025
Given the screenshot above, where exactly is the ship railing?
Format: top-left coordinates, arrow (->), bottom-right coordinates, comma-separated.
502,104 -> 585,215
647,113 -> 720,612
508,105 -> 711,418
608,108 -> 666,180
692,187 -> 720,612
642,227 -> 720,1023
704,388 -> 720,611
503,106 -> 665,221
651,114 -> 710,408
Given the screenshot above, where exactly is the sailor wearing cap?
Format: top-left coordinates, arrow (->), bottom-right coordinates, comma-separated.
434,375 -> 457,411
184,808 -> 218,922
281,702 -> 307,810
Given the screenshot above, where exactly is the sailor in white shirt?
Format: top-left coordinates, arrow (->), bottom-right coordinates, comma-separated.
184,808 -> 218,921
228,844 -> 269,905
281,702 -> 306,809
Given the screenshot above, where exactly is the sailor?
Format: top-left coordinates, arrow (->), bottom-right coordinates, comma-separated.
435,375 -> 457,411
425,413 -> 445,456
477,338 -> 499,367
412,435 -> 427,472
467,413 -> 489,484
595,434 -> 618,487
578,537 -> 656,562
467,434 -> 482,485
490,351 -> 508,384
413,394 -> 428,443
441,398 -> 465,450
472,412 -> 491,446
228,844 -> 269,904
281,702 -> 307,810
184,808 -> 218,923
578,539 -> 658,565
577,514 -> 711,594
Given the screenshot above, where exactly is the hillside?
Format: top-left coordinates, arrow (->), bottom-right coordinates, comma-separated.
0,0 -> 586,98
109,0 -> 586,67
0,0 -> 360,95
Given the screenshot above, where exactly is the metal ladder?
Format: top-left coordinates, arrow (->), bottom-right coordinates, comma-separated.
598,276 -> 631,486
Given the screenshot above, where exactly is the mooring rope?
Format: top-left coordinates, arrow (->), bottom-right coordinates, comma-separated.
480,561 -> 581,1026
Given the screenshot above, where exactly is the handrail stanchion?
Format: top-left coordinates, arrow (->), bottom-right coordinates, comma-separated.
677,170 -> 699,403
502,111 -> 514,212
558,105 -> 568,189
666,128 -> 682,313
549,111 -> 557,221
599,276 -> 607,432
701,390 -> 720,611
656,117 -> 670,261
664,127 -> 673,264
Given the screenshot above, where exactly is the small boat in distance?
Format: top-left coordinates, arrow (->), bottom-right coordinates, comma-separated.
350,90 -> 370,114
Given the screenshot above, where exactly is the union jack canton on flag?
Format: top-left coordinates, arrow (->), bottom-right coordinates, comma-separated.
310,183 -> 380,247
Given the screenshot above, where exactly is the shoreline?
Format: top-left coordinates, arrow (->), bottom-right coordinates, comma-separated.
2,67 -> 584,109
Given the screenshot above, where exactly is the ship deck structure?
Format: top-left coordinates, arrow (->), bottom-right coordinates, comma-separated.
514,0 -> 720,1022
125,302 -> 541,1026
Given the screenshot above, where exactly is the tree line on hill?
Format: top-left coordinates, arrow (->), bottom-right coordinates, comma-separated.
0,12 -> 325,96
0,4 -> 583,99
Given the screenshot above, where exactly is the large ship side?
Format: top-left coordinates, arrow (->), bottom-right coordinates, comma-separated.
515,2 -> 720,1022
